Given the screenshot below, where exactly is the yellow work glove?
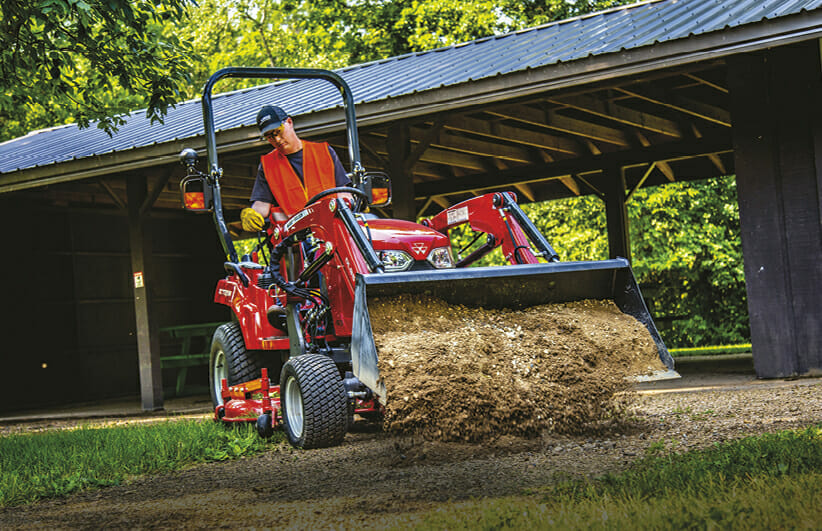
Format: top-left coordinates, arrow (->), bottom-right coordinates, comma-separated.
240,207 -> 265,232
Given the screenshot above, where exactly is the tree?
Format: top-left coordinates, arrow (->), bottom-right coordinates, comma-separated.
185,0 -> 349,94
184,0 -> 636,78
0,0 -> 197,140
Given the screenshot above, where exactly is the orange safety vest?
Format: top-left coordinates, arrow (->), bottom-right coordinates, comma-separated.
260,141 -> 335,217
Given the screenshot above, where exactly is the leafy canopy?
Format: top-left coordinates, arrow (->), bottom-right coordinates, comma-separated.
0,0 -> 197,139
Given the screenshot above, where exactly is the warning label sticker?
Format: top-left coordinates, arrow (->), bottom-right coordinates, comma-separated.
446,206 -> 469,226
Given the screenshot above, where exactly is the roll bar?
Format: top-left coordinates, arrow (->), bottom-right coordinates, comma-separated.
200,67 -> 365,262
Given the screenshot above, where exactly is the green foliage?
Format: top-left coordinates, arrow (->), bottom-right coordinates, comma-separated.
186,0 -> 348,93
628,176 -> 749,347
0,0 -> 197,139
0,420 -> 274,507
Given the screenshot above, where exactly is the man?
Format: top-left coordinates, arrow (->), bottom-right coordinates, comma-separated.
240,105 -> 351,232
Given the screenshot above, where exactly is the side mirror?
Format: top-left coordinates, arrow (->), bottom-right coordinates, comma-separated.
363,172 -> 391,208
179,148 -> 213,212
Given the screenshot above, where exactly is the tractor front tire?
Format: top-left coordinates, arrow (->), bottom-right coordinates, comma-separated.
210,322 -> 278,407
280,354 -> 348,449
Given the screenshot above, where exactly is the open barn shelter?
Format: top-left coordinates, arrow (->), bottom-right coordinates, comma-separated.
1,0 -> 820,411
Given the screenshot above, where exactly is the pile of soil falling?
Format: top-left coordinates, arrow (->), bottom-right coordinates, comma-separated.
369,295 -> 666,442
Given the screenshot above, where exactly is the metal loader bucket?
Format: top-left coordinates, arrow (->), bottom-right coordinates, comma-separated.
351,258 -> 678,404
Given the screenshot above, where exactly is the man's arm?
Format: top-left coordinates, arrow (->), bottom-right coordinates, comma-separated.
251,200 -> 288,223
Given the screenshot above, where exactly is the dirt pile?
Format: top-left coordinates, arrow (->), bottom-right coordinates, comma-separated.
369,295 -> 666,442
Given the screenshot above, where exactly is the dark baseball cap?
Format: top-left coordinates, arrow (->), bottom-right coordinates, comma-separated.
256,105 -> 289,135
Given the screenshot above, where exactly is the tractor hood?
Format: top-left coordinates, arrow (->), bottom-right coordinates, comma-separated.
361,218 -> 451,260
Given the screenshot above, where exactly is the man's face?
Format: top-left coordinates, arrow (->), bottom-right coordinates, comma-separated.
264,117 -> 301,155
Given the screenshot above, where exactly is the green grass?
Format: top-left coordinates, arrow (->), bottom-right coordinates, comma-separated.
0,419 -> 277,507
3,419 -> 821,529
405,425 -> 822,529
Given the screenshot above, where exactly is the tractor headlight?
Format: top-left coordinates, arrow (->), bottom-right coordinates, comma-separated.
427,246 -> 455,269
379,250 -> 413,272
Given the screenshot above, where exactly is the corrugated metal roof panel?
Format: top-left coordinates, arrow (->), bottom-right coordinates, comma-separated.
1,0 -> 821,175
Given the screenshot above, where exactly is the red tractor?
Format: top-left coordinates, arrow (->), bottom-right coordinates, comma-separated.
180,67 -> 676,449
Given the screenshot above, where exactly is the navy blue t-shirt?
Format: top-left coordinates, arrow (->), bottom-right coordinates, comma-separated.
250,145 -> 351,205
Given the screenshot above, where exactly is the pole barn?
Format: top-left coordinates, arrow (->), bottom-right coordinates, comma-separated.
0,0 -> 820,411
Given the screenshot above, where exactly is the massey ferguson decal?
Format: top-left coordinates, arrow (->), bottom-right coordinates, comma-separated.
411,242 -> 428,258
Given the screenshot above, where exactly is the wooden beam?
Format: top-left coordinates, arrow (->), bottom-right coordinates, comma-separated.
558,176 -> 581,196
415,135 -> 732,198
140,170 -> 172,217
657,161 -> 676,182
99,179 -> 126,210
444,115 -> 580,155
126,176 -> 163,411
416,196 -> 435,218
406,119 -> 445,170
387,123 -> 415,221
617,86 -> 732,127
683,73 -> 729,94
420,128 -> 535,163
514,183 -> 535,202
488,105 -> 630,147
359,137 -> 389,168
602,166 -> 631,262
550,94 -> 683,138
707,153 -> 727,174
432,196 -> 451,209
626,162 -> 656,202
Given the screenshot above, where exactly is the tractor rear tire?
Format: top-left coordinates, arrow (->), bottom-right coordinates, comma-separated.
280,354 -> 348,449
209,322 -> 281,407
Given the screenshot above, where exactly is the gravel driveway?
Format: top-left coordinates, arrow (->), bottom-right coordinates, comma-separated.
1,357 -> 820,529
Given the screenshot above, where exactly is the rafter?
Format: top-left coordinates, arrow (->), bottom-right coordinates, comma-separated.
406,119 -> 445,170
683,73 -> 729,93
514,183 -> 535,201
550,94 -> 683,138
415,136 -> 732,198
98,179 -> 126,210
443,115 -> 580,155
617,86 -> 731,127
487,104 -> 631,147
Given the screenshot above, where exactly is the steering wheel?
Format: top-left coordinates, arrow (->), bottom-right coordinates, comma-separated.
304,186 -> 368,210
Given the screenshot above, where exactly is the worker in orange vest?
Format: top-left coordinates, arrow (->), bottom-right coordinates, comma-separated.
241,105 -> 351,232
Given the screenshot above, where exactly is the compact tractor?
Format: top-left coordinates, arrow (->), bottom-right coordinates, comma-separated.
180,67 -> 676,449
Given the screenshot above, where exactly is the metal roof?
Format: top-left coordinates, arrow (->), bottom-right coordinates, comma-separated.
1,0 -> 822,182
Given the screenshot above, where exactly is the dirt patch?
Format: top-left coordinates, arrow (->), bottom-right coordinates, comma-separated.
1,379 -> 821,530
370,296 -> 666,441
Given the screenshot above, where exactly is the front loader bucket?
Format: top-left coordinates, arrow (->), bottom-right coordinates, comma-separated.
351,258 -> 678,404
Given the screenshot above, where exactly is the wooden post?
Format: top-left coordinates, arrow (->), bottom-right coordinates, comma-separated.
127,175 -> 164,410
602,166 -> 631,262
727,42 -> 822,378
387,123 -> 415,221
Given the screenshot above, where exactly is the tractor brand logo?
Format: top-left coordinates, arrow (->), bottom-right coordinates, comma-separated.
411,242 -> 428,258
218,288 -> 232,298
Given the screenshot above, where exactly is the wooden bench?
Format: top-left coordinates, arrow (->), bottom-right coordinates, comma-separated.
160,322 -> 224,396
